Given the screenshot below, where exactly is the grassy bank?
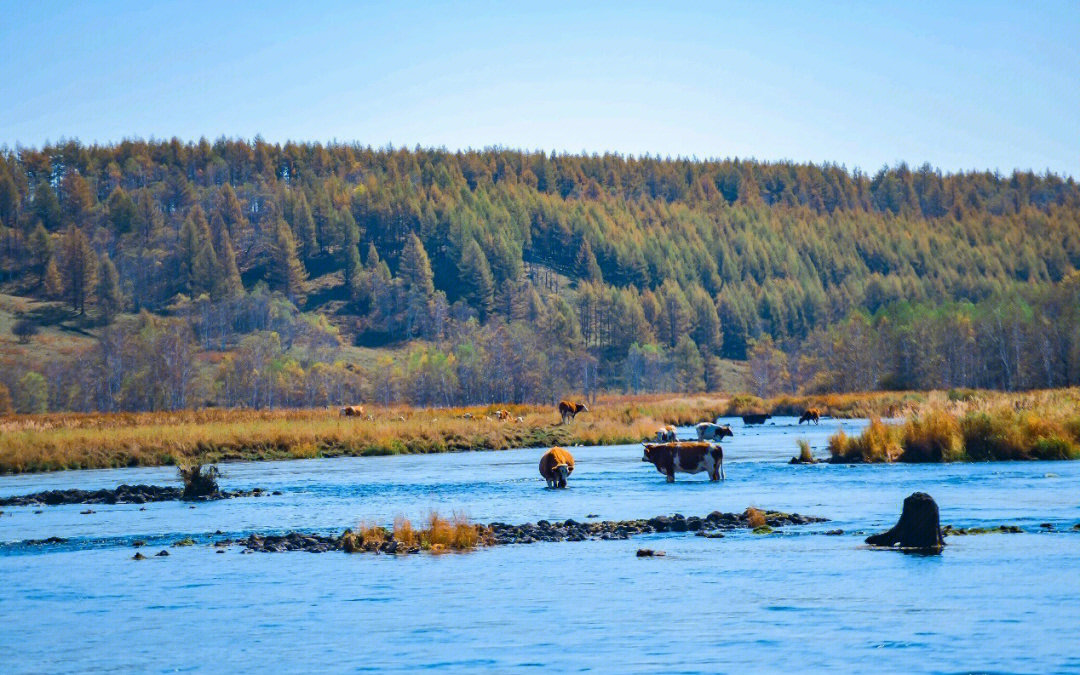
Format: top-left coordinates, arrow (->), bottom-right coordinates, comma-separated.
0,395 -> 733,474
826,390 -> 1080,462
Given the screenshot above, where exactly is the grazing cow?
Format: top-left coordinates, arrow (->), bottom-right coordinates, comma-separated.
339,405 -> 365,417
798,409 -> 821,425
655,425 -> 677,443
558,400 -> 589,425
495,409 -> 511,421
741,413 -> 772,425
515,416 -> 524,423
695,422 -> 734,441
539,447 -> 575,488
642,442 -> 724,482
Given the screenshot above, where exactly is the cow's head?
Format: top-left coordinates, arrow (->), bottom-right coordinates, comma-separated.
718,425 -> 734,439
554,463 -> 571,488
578,403 -> 589,413
642,446 -> 653,463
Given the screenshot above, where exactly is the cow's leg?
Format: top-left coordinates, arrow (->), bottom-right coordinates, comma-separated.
720,454 -> 725,480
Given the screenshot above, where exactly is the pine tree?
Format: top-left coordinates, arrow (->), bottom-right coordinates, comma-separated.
210,212 -> 243,297
576,238 -> 603,283
28,222 -> 52,287
458,238 -> 495,320
59,225 -> 98,314
106,186 -> 136,233
61,171 -> 94,221
341,208 -> 362,297
399,233 -> 435,297
269,219 -> 307,304
96,252 -> 124,323
179,206 -> 216,294
292,192 -> 318,260
43,257 -> 63,299
0,170 -> 18,228
34,182 -> 62,231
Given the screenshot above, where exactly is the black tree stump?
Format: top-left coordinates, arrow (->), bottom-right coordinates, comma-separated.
865,492 -> 945,553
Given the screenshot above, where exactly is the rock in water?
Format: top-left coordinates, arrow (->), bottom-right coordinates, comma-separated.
865,492 -> 944,553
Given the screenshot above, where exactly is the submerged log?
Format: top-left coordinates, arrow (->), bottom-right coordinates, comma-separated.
865,492 -> 945,552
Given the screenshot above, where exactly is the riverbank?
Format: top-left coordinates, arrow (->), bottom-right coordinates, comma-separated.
3,389 -> 1077,474
825,393 -> 1080,463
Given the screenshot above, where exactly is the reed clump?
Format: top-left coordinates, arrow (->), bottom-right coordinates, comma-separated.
744,507 -> 767,528
796,440 -> 814,463
342,512 -> 492,554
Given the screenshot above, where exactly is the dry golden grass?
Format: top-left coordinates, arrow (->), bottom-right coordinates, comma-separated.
796,440 -> 814,463
744,507 -> 767,528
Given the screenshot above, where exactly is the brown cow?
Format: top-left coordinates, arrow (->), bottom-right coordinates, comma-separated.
339,405 -> 365,417
495,409 -> 511,421
539,447 -> 575,488
741,413 -> 772,425
799,409 -> 821,425
655,425 -> 677,443
642,442 -> 724,482
558,400 -> 589,425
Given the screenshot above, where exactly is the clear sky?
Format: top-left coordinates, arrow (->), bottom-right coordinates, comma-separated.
1,1 -> 1076,175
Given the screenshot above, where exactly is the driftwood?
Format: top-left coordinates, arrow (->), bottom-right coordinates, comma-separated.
865,492 -> 945,553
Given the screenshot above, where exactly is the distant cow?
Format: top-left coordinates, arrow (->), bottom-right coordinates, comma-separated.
642,442 -> 724,482
539,447 -> 575,488
495,409 -> 511,421
741,413 -> 772,425
655,425 -> 677,443
695,422 -> 734,441
558,400 -> 589,425
799,409 -> 821,425
340,405 -> 364,417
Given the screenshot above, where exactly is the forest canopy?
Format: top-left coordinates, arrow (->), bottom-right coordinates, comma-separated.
1,139 -> 1078,412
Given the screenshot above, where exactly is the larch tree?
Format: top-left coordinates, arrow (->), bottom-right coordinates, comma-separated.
269,218 -> 307,304
97,252 -> 124,323
59,225 -> 98,314
458,238 -> 495,320
27,222 -> 52,287
209,212 -> 244,297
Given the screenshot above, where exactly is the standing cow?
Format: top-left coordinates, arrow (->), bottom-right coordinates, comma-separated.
539,447 -> 575,488
642,442 -> 724,482
798,409 -> 821,425
340,405 -> 365,417
655,425 -> 677,443
695,422 -> 734,441
558,400 -> 589,425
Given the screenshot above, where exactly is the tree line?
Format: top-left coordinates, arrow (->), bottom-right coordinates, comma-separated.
0,139 -> 1077,413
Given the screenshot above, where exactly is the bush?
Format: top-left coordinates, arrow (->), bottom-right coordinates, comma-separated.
796,440 -> 814,463
12,318 -> 39,344
744,507 -> 766,528
830,418 -> 901,462
178,463 -> 220,499
902,410 -> 964,462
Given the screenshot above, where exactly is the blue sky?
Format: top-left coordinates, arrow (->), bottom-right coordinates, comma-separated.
1,1 -> 1076,175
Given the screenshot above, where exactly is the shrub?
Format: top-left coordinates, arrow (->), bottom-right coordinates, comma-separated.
796,440 -> 814,463
177,463 -> 220,499
901,410 -> 964,462
1030,437 -> 1079,461
744,507 -> 766,528
12,318 -> 39,344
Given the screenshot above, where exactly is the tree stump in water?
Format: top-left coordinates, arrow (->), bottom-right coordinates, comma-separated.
865,492 -> 944,553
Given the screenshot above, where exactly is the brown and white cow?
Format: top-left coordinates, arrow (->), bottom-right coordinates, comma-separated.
642,442 -> 724,482
495,409 -> 511,421
798,409 -> 821,425
539,447 -> 575,488
558,400 -> 588,425
339,405 -> 365,417
655,425 -> 677,443
695,422 -> 734,441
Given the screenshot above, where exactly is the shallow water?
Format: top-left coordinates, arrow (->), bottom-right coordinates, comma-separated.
2,416 -> 1079,673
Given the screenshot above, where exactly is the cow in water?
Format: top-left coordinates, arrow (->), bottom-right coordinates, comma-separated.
642,442 -> 724,482
695,422 -> 734,441
799,409 -> 821,425
340,405 -> 365,417
742,413 -> 772,425
558,400 -> 589,425
655,425 -> 677,443
539,447 -> 575,488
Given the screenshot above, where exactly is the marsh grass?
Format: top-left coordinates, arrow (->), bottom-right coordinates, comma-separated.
796,440 -> 814,463
744,507 -> 767,528
341,512 -> 492,554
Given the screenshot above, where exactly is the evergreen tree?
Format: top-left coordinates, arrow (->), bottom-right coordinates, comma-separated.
33,182 -> 62,231
269,219 -> 307,304
59,225 -> 98,314
458,238 -> 495,320
673,335 -> 706,392
342,208 -> 362,298
179,206 -> 217,295
209,212 -> 243,297
399,233 -> 435,297
96,252 -> 124,323
28,222 -> 52,287
576,238 -> 603,283
0,170 -> 18,228
106,186 -> 137,233
292,192 -> 318,260
61,171 -> 94,221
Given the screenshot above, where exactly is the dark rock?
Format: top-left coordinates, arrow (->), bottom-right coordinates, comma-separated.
696,531 -> 725,539
586,513 -> 599,518
25,536 -> 67,545
825,529 -> 844,536
132,552 -> 146,560
216,549 -> 225,554
0,483 -> 268,507
272,491 -> 283,496
132,540 -> 145,547
865,492 -> 944,553
1040,523 -> 1053,530
155,550 -> 169,557
80,509 -> 95,515
636,549 -> 665,557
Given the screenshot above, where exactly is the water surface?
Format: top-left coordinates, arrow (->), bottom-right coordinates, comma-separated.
3,416 -> 1078,673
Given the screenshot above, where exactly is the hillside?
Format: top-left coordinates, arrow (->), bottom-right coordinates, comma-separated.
0,140 -> 1077,412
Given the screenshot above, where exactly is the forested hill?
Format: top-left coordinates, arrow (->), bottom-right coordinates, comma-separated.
1,140 -> 1079,412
